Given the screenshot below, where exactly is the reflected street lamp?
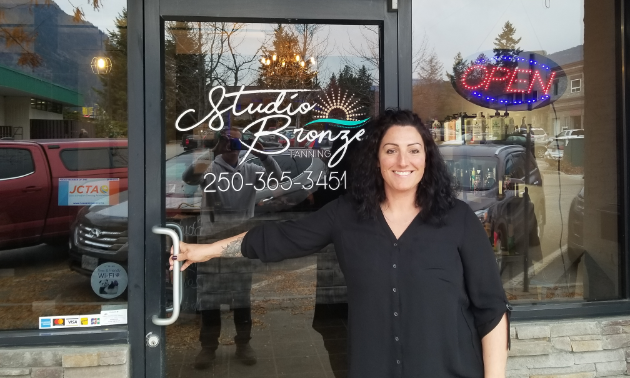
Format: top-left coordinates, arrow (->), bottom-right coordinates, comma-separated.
91,56 -> 113,137
91,57 -> 112,75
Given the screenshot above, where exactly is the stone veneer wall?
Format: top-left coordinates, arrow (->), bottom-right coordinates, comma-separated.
0,345 -> 128,378
1,316 -> 630,378
508,317 -> 630,377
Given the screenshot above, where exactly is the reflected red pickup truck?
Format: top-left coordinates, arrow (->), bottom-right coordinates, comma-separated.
0,139 -> 128,250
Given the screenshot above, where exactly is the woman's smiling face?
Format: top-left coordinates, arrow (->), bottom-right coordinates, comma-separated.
378,125 -> 426,196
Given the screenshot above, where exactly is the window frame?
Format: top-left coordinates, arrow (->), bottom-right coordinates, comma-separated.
415,0 -> 630,321
0,147 -> 35,180
59,147 -> 129,171
517,0 -> 630,319
0,0 -> 628,355
570,77 -> 583,93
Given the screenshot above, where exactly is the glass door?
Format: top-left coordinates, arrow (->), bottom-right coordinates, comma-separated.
141,0 -> 405,377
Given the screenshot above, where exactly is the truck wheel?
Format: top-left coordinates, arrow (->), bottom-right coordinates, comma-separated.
45,239 -> 67,247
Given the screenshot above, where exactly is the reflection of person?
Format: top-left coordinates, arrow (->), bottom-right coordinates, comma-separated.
183,128 -> 282,220
173,110 -> 509,377
181,127 -> 281,369
306,127 -> 359,376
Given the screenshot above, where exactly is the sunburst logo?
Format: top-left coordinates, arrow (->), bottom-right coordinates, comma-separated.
308,89 -> 369,128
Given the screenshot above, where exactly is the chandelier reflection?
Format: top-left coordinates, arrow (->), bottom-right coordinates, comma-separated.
258,53 -> 318,89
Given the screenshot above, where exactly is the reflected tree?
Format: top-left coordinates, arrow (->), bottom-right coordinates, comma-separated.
164,21 -> 259,137
335,65 -> 374,117
94,9 -> 128,137
413,50 -> 446,122
446,52 -> 468,85
340,26 -> 379,86
223,23 -> 261,86
493,21 -> 523,67
257,24 -> 318,89
0,0 -> 105,69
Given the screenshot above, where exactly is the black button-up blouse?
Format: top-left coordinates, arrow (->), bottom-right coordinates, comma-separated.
241,195 -> 509,378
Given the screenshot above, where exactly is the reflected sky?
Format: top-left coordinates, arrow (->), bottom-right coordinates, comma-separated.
57,0 -> 584,85
412,0 -> 584,75
55,1 -> 379,87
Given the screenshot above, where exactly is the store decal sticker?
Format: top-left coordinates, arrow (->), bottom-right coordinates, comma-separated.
58,178 -> 120,206
90,262 -> 128,299
38,309 -> 127,329
175,86 -> 368,168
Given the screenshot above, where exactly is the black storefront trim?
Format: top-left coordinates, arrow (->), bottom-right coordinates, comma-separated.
1,0 -> 630,360
512,300 -> 630,321
127,0 -> 147,376
0,326 -> 128,347
621,0 -> 630,301
398,0 -> 412,109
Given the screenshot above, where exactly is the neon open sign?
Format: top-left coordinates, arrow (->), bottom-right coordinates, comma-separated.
452,51 -> 566,111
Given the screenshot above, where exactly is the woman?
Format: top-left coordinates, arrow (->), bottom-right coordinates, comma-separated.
172,109 -> 510,377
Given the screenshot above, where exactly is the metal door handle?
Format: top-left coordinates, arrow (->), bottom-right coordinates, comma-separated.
23,186 -> 42,192
165,223 -> 183,313
151,225 -> 181,326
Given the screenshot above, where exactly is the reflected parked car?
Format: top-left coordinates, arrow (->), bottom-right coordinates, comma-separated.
183,131 -> 282,151
68,150 -> 325,276
555,129 -> 585,138
440,144 -> 545,268
568,186 -> 585,263
521,128 -> 548,158
0,139 -> 128,250
277,130 -> 309,148
242,131 -> 283,149
544,135 -> 584,163
567,185 -> 621,300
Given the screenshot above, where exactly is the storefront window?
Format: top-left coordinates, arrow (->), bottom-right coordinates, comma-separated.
412,0 -> 620,303
163,22 -> 378,376
0,0 -> 129,330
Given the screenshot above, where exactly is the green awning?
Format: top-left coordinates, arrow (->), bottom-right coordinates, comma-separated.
0,64 -> 83,107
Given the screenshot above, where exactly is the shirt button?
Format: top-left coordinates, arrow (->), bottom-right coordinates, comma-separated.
394,312 -> 398,316
393,288 -> 397,293
393,243 -> 397,246
397,360 -> 401,364
395,337 -> 399,341
393,264 -> 397,268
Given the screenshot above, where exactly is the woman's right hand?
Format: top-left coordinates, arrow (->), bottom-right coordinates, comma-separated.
169,241 -> 214,271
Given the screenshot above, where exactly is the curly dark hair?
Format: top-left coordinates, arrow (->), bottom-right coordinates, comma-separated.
350,109 -> 458,225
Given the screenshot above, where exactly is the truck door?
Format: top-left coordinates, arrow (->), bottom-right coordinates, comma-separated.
0,144 -> 51,247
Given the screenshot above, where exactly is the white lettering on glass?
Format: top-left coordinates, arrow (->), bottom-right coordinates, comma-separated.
175,85 -> 367,168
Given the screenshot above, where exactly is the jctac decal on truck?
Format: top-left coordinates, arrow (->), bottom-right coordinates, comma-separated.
58,178 -> 120,206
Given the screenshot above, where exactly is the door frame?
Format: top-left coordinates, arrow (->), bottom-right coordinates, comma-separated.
127,0 -> 412,376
